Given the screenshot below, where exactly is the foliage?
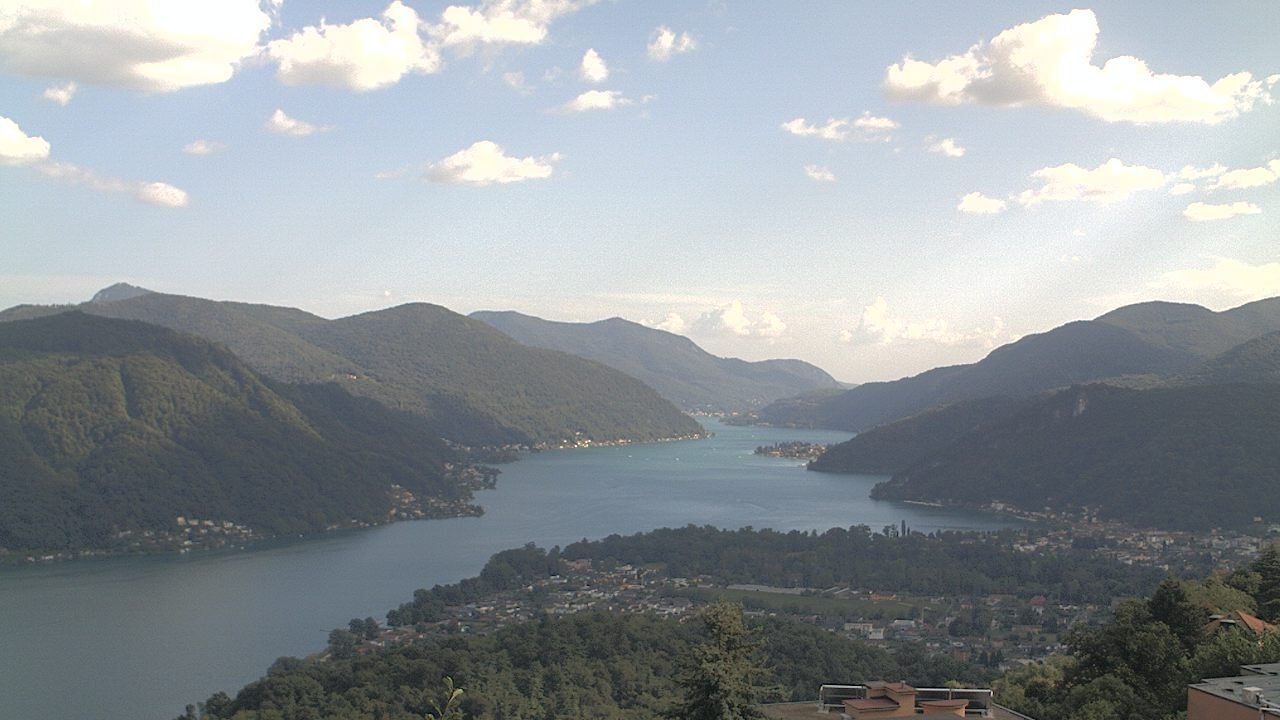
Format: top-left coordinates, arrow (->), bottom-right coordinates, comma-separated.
0,312 -> 468,553
0,290 -> 704,447
871,383 -> 1280,530
665,603 -> 766,720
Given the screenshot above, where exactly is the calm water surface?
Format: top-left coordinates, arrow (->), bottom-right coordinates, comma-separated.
0,419 -> 1015,720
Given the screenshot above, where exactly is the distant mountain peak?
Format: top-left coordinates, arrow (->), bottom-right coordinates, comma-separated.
90,283 -> 153,304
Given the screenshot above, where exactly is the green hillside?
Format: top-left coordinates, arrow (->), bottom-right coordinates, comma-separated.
870,383 -> 1280,530
0,313 -> 467,554
1176,330 -> 1280,386
759,297 -> 1280,432
472,310 -> 840,411
808,395 -> 1024,475
0,288 -> 703,447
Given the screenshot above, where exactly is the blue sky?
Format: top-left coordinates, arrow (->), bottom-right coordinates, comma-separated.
2,0 -> 1278,382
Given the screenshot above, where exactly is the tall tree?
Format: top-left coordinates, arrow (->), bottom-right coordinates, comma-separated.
666,602 -> 766,720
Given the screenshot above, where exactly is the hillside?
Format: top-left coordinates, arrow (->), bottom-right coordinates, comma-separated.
1176,330 -> 1280,386
808,395 -> 1025,475
471,310 -> 841,411
869,383 -> 1280,531
0,312 -> 473,554
759,297 -> 1280,432
0,289 -> 703,447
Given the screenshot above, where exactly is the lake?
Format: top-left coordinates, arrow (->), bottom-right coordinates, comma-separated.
0,419 -> 1016,720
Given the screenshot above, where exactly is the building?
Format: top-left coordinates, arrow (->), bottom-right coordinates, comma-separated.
1187,662 -> 1280,719
1205,609 -> 1279,639
819,682 -> 1000,718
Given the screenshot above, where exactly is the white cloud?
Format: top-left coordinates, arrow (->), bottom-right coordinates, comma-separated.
265,109 -> 330,137
1016,158 -> 1165,205
183,139 -> 224,156
1178,164 -> 1227,181
1152,257 -> 1280,304
693,300 -> 786,338
560,89 -> 631,112
0,116 -> 51,165
1167,182 -> 1196,196
957,191 -> 1006,214
266,1 -> 440,92
502,70 -> 532,94
1183,201 -> 1262,222
647,26 -> 696,62
643,312 -> 688,334
136,182 -> 190,208
579,48 -> 608,83
427,140 -> 560,186
435,0 -> 596,50
804,165 -> 836,182
0,0 -> 272,92
928,137 -> 965,157
847,296 -> 1007,348
1209,161 -> 1280,191
781,112 -> 898,142
41,81 -> 76,106
33,159 -> 189,207
884,9 -> 1271,124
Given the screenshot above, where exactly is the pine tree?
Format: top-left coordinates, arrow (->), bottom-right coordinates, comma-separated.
666,602 -> 766,720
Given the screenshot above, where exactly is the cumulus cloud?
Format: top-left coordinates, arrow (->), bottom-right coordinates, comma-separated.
0,0 -> 273,92
266,1 -> 440,92
41,81 -> 76,106
427,140 -> 560,186
647,26 -> 696,61
846,296 -> 1007,348
1167,182 -> 1196,196
579,48 -> 608,83
693,300 -> 787,338
265,109 -> 330,137
0,116 -> 51,165
1151,258 -> 1280,304
35,159 -> 189,207
643,312 -> 688,334
928,137 -> 965,157
560,89 -> 631,112
1208,160 -> 1280,191
502,70 -> 532,94
183,139 -> 225,156
804,165 -> 836,182
1178,164 -> 1228,181
1183,201 -> 1262,222
884,9 -> 1271,124
435,0 -> 596,50
781,112 -> 898,142
1016,158 -> 1165,205
957,191 -> 1006,214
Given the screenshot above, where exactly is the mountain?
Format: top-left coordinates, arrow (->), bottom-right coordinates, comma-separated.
0,312 -> 471,554
759,297 -> 1280,432
0,289 -> 703,447
807,395 -> 1025,475
1176,330 -> 1280,386
471,310 -> 841,411
868,383 -> 1280,531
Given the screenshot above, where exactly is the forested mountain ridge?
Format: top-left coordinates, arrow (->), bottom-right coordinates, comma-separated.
471,310 -> 841,411
759,297 -> 1280,432
868,383 -> 1280,530
0,312 -> 475,554
0,288 -> 703,447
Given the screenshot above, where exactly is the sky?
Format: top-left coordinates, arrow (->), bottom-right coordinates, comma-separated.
2,0 -> 1278,383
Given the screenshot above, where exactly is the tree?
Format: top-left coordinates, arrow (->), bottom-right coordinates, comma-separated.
1254,543 -> 1280,622
426,676 -> 464,720
666,602 -> 767,720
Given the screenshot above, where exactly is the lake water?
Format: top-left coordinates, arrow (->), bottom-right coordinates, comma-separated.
0,419 -> 1016,720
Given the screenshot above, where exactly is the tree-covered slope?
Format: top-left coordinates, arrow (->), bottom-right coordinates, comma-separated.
759,296 -> 1280,432
0,313 -> 464,554
1176,330 -> 1280,386
472,310 -> 841,411
0,289 -> 703,446
808,395 -> 1025,475
870,383 -> 1280,530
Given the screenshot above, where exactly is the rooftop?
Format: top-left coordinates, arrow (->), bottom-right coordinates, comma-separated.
1190,669 -> 1280,711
